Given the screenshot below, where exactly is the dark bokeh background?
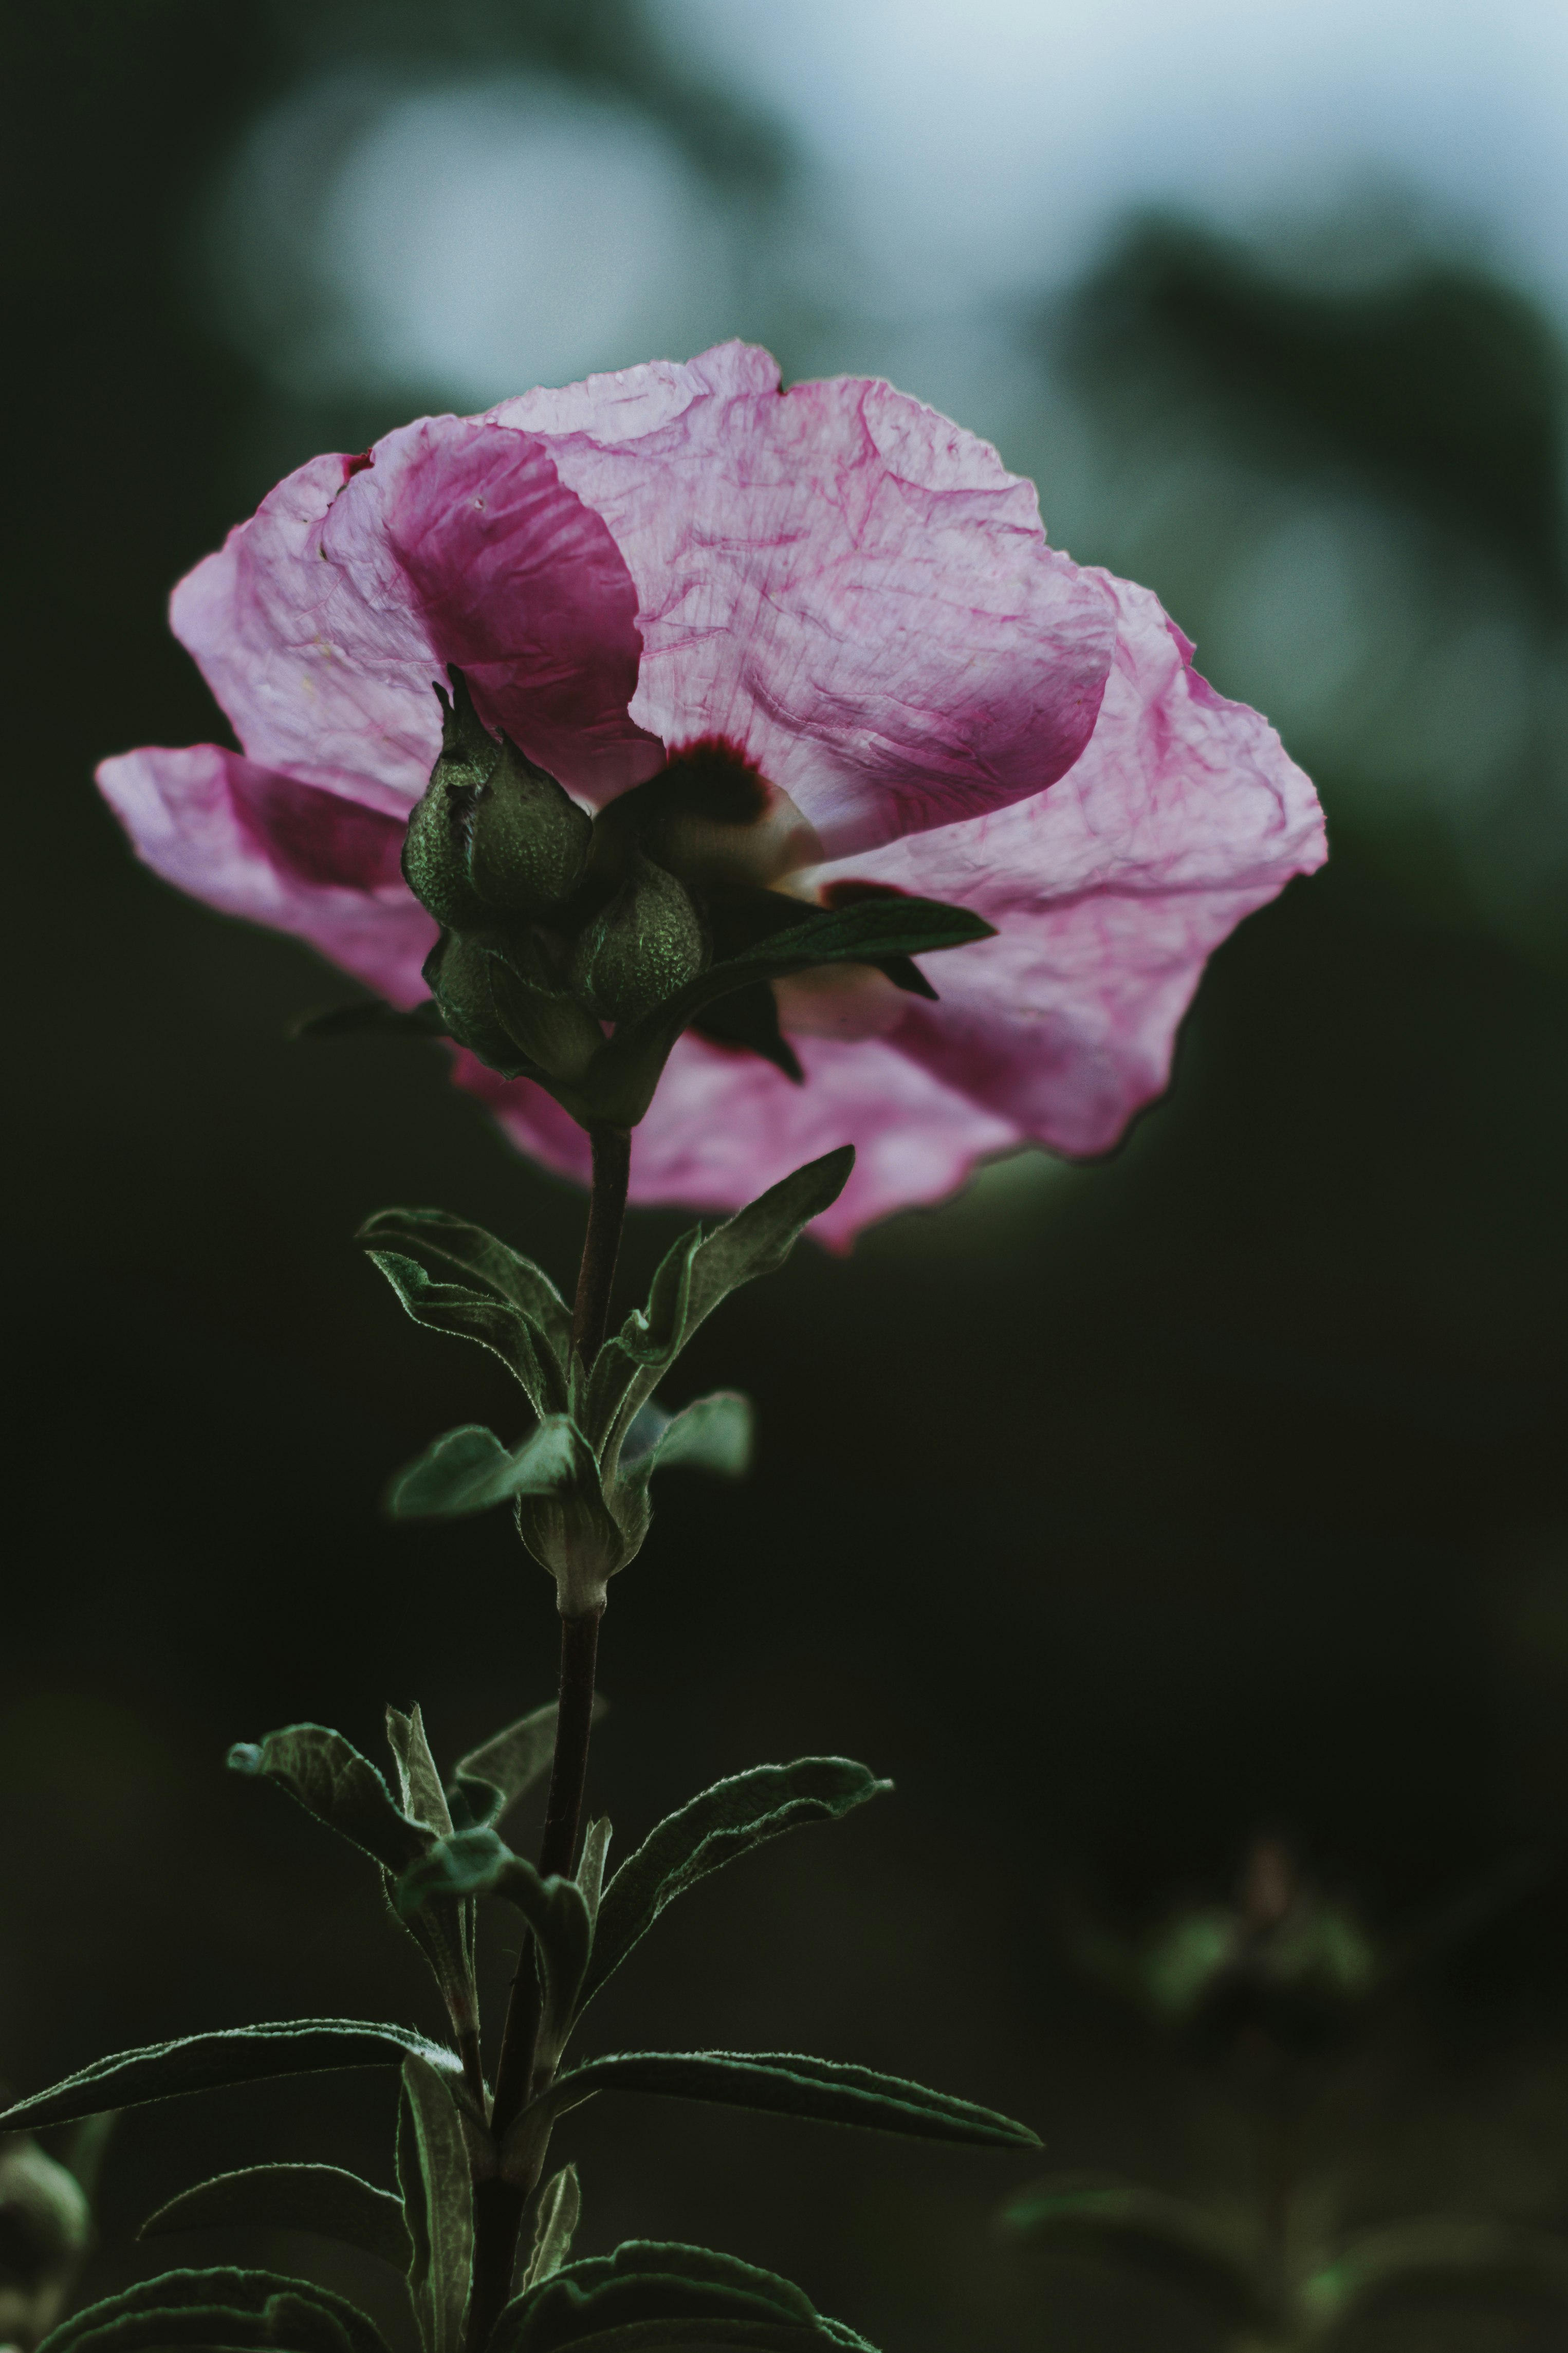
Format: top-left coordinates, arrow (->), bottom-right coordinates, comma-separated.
5,5 -> 1568,2349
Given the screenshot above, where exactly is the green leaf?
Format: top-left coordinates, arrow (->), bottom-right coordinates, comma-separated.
386,1705 -> 455,1840
0,2021 -> 462,2134
487,2241 -> 877,2353
398,2056 -> 474,2353
451,1702 -> 606,1830
1299,2216 -> 1568,2340
576,1819 -> 613,1929
619,1394 -> 753,1485
516,2050 -> 1038,2155
397,1833 -> 591,2068
364,1252 -> 567,1420
520,2167 -> 581,2293
387,1420 -> 597,1521
228,1724 -> 429,1877
39,2267 -> 392,2353
580,1760 -> 890,2014
1000,2180 -> 1270,2329
585,1149 -> 854,1462
357,1210 -> 573,1360
139,2166 -> 411,2272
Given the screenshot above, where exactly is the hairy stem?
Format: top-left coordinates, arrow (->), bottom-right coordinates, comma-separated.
571,1120 -> 631,1362
465,1144 -> 622,2353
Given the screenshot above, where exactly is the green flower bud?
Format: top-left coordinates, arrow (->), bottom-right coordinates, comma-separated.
567,850 -> 708,1023
402,670 -> 592,929
488,951 -> 605,1084
421,932 -> 525,1073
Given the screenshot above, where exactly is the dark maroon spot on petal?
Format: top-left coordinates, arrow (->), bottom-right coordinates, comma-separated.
229,766 -> 407,891
343,450 -> 375,481
653,736 -> 772,825
819,877 -> 913,907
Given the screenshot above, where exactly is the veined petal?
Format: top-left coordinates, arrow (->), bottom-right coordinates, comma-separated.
97,745 -> 437,1005
170,421 -> 656,804
490,341 -> 1118,856
821,573 -> 1329,1154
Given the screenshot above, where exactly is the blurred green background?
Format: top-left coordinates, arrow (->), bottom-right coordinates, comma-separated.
5,3 -> 1567,2347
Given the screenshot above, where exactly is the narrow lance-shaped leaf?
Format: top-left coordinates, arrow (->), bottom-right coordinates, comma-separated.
487,2240 -> 878,2353
386,1704 -> 455,1839
40,2268 -> 393,2353
0,2021 -> 462,2135
450,1700 -> 605,1830
398,2056 -> 474,2353
364,1253 -> 566,1420
508,2050 -> 1038,2173
356,1209 -> 573,1359
520,2166 -> 581,2293
1299,2216 -> 1568,2342
580,1759 -> 890,2014
1000,2180 -> 1272,2331
585,1148 -> 854,1458
228,1724 -> 430,1876
139,2164 -> 411,2272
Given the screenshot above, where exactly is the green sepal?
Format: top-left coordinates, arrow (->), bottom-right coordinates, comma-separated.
580,1760 -> 889,2016
1000,2180 -> 1270,2330
363,1252 -> 568,1420
486,2241 -> 877,2353
396,1832 -> 592,2069
585,1148 -> 854,1468
0,2021 -> 463,2134
37,2268 -> 392,2353
139,2166 -> 411,2272
227,1724 -> 428,1876
398,2056 -> 474,2353
1298,2216 -> 1568,2340
507,2050 -> 1038,2173
519,2167 -> 581,2295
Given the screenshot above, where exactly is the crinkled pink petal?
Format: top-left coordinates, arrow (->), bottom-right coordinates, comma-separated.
455,1030 -> 1016,1249
489,342 -> 1118,856
170,421 -> 658,804
97,746 -> 437,1005
818,572 -> 1329,1155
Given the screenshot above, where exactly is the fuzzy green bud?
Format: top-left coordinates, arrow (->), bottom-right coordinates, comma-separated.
567,851 -> 708,1023
421,933 -> 525,1073
402,670 -> 591,929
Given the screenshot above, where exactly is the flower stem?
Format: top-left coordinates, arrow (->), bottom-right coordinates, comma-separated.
571,1120 -> 631,1362
464,1143 -> 623,2353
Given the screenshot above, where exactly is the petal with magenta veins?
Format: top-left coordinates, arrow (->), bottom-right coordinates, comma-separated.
97,745 -> 437,1007
491,342 -> 1118,857
171,421 -> 657,806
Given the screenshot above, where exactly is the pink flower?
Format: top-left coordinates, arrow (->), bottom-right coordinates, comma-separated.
99,342 -> 1324,1244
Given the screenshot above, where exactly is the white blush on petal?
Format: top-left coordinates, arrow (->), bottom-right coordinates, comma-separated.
773,964 -> 910,1040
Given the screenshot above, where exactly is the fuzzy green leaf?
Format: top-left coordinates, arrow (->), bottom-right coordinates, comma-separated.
385,1705 -> 455,1840
585,1149 -> 854,1461
0,2022 -> 461,2134
619,1395 -> 753,1487
357,1211 -> 572,1358
398,2057 -> 474,2353
387,1420 -> 598,1521
487,2240 -> 877,2353
228,1724 -> 429,1876
1000,2180 -> 1270,2328
39,2267 -> 392,2353
519,2050 -> 1038,2154
139,2166 -> 411,2272
364,1253 -> 567,1420
450,1702 -> 606,1830
520,2168 -> 581,2294
580,1760 -> 890,2014
397,1833 -> 591,2066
